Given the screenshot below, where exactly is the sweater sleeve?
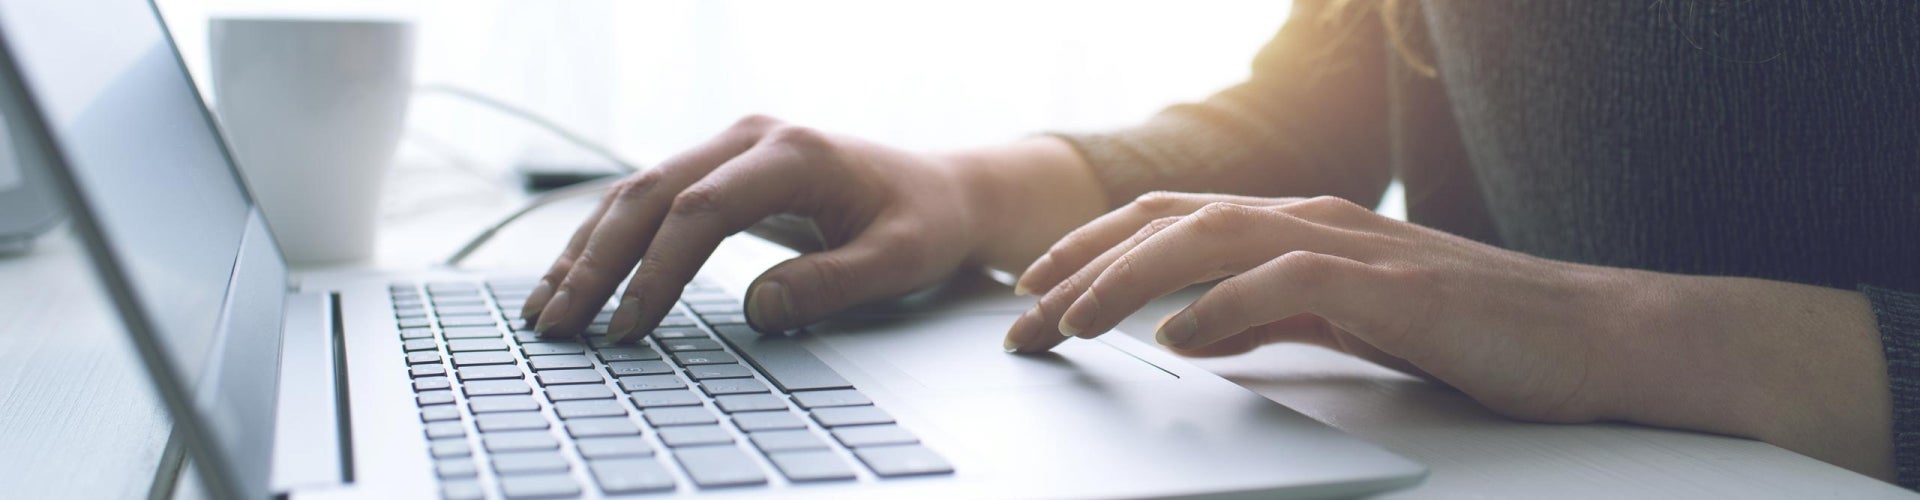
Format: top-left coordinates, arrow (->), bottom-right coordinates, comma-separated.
1860,284 -> 1920,489
1052,0 -> 1394,209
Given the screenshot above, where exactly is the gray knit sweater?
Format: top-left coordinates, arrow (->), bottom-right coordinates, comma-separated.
1059,0 -> 1920,487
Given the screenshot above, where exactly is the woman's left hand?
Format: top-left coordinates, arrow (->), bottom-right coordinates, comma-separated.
1006,192 -> 1630,422
1003,189 -> 1894,482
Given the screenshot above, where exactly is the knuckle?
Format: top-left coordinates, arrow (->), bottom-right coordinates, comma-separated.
1131,191 -> 1186,213
608,171 -> 662,202
1273,251 -> 1334,288
731,114 -> 782,133
765,124 -> 831,154
669,185 -> 725,216
1299,195 -> 1366,219
1190,202 -> 1256,235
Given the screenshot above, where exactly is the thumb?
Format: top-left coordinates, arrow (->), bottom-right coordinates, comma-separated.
744,230 -> 937,332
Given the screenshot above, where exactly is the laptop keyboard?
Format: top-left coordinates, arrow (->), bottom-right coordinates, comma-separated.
390,278 -> 951,499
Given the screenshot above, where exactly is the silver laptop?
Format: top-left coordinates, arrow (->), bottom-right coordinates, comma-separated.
0,0 -> 1425,498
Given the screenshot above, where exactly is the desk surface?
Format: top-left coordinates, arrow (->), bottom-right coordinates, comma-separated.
4,175 -> 1914,499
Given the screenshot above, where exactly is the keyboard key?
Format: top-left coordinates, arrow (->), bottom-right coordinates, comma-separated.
564,417 -> 640,437
416,390 -> 455,406
657,314 -> 699,328
483,430 -> 559,452
491,451 -> 569,474
428,282 -> 481,293
401,339 -> 438,352
831,424 -> 919,447
476,412 -> 549,432
673,351 -> 738,366
732,411 -> 808,431
421,405 -> 460,422
629,389 -> 703,408
497,473 -> 579,499
854,445 -> 954,477
749,429 -> 828,452
714,394 -> 787,413
675,446 -> 767,487
700,378 -> 769,396
791,389 -> 872,409
441,326 -> 501,339
659,425 -> 734,447
456,365 -> 523,381
435,304 -> 492,316
463,379 -> 533,397
606,360 -> 673,376
399,317 -> 433,329
597,346 -> 661,362
407,352 -> 442,365
690,299 -> 745,312
413,376 -> 451,392
442,479 -> 483,500
536,369 -> 604,386
686,364 -> 753,380
643,407 -> 718,427
702,313 -> 750,325
711,324 -> 853,392
554,400 -> 627,419
576,437 -> 653,458
660,338 -> 723,352
617,374 -> 685,392
651,327 -> 706,340
451,352 -> 514,366
512,330 -> 549,343
436,458 -> 478,478
410,364 -> 447,378
399,327 -> 434,340
432,296 -> 487,307
468,395 -> 539,413
767,450 -> 858,482
811,406 -> 894,427
430,438 -> 471,458
439,315 -> 497,329
446,338 -> 508,352
425,420 -> 466,439
528,355 -> 592,371
588,457 -> 676,494
679,292 -> 732,305
521,342 -> 585,356
545,384 -> 614,401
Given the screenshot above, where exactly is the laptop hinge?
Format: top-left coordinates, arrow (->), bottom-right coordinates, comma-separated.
269,291 -> 351,493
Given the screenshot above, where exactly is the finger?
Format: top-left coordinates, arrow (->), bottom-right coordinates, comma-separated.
606,126 -> 850,342
1157,251 -> 1417,353
1014,192 -> 1299,296
1165,313 -> 1437,380
1004,216 -> 1179,353
1059,203 -> 1366,338
521,191 -> 615,324
534,116 -> 777,336
745,219 -> 946,332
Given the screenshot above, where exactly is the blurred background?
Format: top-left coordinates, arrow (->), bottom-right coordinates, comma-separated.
148,0 -> 1402,270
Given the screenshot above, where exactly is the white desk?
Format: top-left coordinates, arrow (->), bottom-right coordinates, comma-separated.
4,166 -> 1914,499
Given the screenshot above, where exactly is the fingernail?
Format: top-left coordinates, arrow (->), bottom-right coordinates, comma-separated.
748,281 -> 794,331
605,297 -> 641,342
522,278 -> 554,320
1013,283 -> 1033,297
1060,291 -> 1100,338
1005,308 -> 1041,351
1016,254 -> 1054,294
1156,310 -> 1197,346
535,289 -> 573,334
1003,337 -> 1020,353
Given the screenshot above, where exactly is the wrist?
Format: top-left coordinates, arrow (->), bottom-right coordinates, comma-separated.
939,137 -> 1108,273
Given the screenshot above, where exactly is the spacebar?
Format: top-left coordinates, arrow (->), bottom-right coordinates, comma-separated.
710,325 -> 853,392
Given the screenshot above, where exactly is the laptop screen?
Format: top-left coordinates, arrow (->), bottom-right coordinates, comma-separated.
0,0 -> 284,497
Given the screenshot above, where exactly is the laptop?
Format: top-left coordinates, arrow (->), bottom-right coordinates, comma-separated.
0,0 -> 1426,498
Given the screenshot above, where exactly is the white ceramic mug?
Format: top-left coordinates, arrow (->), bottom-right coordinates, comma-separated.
211,17 -> 414,265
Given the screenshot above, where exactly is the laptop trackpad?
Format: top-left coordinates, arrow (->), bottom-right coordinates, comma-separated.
809,313 -> 1176,391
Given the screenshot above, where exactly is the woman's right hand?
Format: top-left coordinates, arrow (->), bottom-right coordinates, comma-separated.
519,115 -> 998,342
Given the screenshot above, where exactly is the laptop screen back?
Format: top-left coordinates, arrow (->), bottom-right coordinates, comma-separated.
0,1 -> 286,498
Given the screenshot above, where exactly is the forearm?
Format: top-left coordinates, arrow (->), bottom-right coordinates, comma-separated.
1600,273 -> 1894,479
944,136 -> 1110,274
